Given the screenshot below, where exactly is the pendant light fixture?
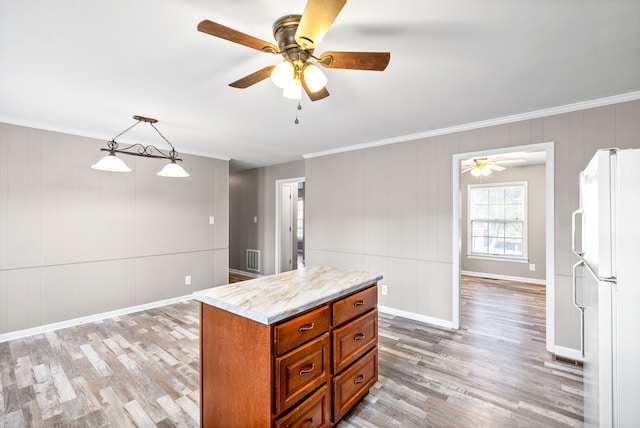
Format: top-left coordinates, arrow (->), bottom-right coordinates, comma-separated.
91,115 -> 189,177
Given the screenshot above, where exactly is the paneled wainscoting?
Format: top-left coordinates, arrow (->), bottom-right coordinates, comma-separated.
0,276 -> 582,427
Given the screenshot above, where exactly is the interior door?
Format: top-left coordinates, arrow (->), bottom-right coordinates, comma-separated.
280,183 -> 293,272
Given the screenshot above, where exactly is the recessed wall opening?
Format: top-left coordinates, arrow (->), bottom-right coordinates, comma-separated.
452,142 -> 555,353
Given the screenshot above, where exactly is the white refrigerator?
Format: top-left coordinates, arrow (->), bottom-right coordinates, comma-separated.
572,148 -> 640,427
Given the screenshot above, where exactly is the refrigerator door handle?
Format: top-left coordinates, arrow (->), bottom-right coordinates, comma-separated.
572,260 -> 586,311
571,208 -> 584,257
572,260 -> 586,357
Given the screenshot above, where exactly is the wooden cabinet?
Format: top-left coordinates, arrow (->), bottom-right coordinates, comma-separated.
332,309 -> 378,374
332,347 -> 378,422
200,283 -> 378,427
275,333 -> 330,414
274,305 -> 331,356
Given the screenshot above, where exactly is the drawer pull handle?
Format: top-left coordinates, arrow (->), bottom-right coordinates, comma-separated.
354,300 -> 365,306
302,418 -> 314,428
299,363 -> 315,375
354,374 -> 366,385
298,323 -> 315,332
354,333 -> 366,341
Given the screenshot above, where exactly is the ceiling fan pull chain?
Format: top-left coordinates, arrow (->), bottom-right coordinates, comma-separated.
295,101 -> 302,124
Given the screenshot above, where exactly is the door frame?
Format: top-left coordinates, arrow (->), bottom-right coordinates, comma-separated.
275,177 -> 305,274
451,142 -> 555,353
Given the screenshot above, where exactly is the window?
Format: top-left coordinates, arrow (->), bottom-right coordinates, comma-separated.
468,182 -> 527,260
297,197 -> 304,242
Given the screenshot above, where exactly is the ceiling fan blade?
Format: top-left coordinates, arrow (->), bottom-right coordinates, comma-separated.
198,20 -> 278,54
295,0 -> 347,49
300,73 -> 330,101
461,167 -> 472,174
229,66 -> 276,89
318,51 -> 390,71
489,165 -> 506,172
494,158 -> 526,165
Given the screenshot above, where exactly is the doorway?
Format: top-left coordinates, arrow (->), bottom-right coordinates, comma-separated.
451,142 -> 555,353
276,177 -> 305,274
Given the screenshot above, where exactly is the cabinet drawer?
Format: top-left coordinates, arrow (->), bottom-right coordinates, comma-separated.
332,309 -> 377,374
275,305 -> 331,356
332,347 -> 378,422
275,333 -> 330,415
332,285 -> 377,327
275,384 -> 330,428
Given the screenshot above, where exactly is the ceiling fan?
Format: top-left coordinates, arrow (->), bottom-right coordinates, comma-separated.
462,158 -> 526,177
197,0 -> 391,102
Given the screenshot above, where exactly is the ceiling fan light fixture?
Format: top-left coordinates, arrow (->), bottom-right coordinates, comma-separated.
91,151 -> 132,172
481,165 -> 492,176
283,78 -> 303,100
302,63 -> 327,92
470,167 -> 482,177
271,60 -> 295,88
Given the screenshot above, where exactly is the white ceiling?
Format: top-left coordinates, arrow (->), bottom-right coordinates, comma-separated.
1,0 -> 639,171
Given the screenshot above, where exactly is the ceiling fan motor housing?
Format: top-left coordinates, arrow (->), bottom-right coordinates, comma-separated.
273,15 -> 312,63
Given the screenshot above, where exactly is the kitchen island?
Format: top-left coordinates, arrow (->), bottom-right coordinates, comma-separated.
193,266 -> 382,427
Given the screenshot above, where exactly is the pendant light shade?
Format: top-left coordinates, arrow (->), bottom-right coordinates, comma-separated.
157,160 -> 190,178
91,152 -> 131,172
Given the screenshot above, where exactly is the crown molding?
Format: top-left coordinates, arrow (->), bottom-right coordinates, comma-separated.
303,91 -> 640,160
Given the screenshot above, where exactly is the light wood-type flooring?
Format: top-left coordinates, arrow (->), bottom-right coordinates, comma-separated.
0,276 -> 582,427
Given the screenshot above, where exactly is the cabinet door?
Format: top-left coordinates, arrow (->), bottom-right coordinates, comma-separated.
332,347 -> 378,422
332,309 -> 377,374
275,333 -> 330,415
275,385 -> 330,428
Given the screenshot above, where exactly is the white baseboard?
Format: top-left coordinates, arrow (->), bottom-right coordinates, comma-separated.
378,305 -> 456,329
229,268 -> 263,279
462,270 -> 546,286
0,295 -> 193,344
549,344 -> 584,363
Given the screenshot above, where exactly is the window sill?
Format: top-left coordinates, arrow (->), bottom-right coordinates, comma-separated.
466,254 -> 528,264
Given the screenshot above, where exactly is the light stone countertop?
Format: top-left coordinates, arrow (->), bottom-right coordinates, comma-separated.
192,266 -> 383,325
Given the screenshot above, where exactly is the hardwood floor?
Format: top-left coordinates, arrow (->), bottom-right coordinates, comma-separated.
0,276 -> 582,427
343,276 -> 583,427
228,272 -> 254,284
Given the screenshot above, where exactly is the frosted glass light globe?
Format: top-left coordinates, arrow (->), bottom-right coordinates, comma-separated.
271,61 -> 295,89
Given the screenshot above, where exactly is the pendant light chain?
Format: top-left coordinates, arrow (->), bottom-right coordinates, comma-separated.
111,120 -> 142,141
149,122 -> 178,158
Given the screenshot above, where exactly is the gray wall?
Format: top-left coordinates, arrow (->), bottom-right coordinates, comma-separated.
0,122 -> 229,335
304,99 -> 640,352
461,163 -> 546,281
229,160 -> 305,276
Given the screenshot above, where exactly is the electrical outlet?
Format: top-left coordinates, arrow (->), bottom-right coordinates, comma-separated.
529,263 -> 536,271
209,216 -> 215,225
185,275 -> 192,286
253,216 -> 258,223
381,284 -> 388,296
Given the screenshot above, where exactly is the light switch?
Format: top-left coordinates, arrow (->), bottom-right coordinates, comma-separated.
253,216 -> 258,223
209,216 -> 215,225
